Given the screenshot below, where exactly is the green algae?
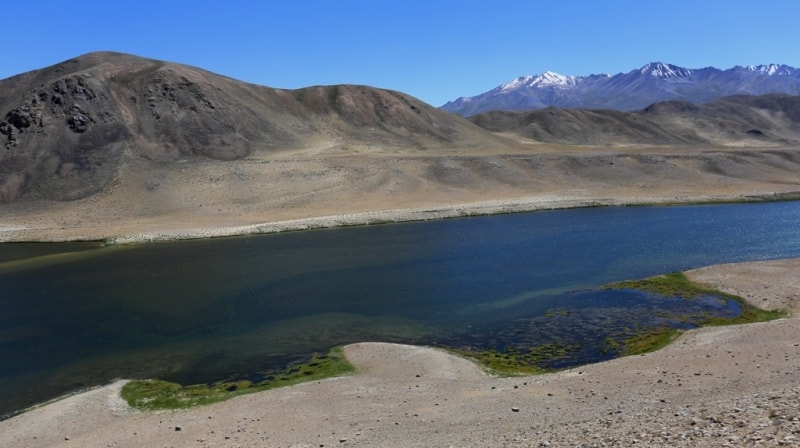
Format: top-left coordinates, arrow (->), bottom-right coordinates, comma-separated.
451,272 -> 785,375
121,347 -> 354,410
607,272 -> 786,325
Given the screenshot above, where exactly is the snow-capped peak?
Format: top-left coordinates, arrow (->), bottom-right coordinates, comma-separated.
499,75 -> 535,91
535,71 -> 576,87
746,64 -> 793,76
499,71 -> 576,91
640,62 -> 692,80
441,61 -> 800,116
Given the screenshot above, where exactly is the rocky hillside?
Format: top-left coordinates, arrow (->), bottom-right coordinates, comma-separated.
0,52 -> 508,202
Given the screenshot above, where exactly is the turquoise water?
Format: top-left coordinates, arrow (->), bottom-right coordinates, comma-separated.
1,201 -> 800,416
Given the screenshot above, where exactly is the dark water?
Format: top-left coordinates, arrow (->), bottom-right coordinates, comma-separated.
2,201 -> 800,416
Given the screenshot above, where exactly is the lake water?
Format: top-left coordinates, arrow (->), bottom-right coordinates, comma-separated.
2,201 -> 800,416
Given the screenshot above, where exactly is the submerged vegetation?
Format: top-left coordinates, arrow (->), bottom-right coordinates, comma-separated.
610,326 -> 681,357
121,347 -> 354,410
607,272 -> 786,325
452,272 -> 785,375
447,342 -> 581,376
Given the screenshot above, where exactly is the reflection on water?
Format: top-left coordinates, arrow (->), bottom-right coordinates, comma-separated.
2,201 -> 800,417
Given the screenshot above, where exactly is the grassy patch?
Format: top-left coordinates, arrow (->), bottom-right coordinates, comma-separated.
121,347 -> 355,411
606,271 -> 786,325
617,326 -> 681,356
447,342 -> 581,376
447,347 -> 546,376
450,272 -> 786,375
605,271 -> 714,298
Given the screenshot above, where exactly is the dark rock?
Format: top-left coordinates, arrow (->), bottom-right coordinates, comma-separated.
0,121 -> 14,142
67,114 -> 91,133
5,107 -> 34,129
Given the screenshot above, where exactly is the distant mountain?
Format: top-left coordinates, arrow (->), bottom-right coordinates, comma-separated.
468,94 -> 800,147
442,63 -> 800,116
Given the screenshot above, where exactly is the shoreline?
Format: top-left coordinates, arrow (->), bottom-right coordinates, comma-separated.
1,258 -> 799,446
3,146 -> 800,244
5,191 -> 796,245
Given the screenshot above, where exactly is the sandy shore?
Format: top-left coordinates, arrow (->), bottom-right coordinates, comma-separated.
105,192 -> 793,244
2,148 -> 800,243
4,191 -> 799,244
1,258 -> 798,447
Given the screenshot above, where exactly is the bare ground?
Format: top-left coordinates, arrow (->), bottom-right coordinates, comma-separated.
1,258 -> 798,447
2,146 -> 800,243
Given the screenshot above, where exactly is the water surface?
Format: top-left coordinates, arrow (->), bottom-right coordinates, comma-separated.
2,201 -> 800,416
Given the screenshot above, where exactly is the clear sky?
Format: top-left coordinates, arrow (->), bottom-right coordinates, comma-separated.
2,1 -> 798,106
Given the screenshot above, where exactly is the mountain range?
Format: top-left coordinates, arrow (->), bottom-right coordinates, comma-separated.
1,52 -> 800,207
441,63 -> 800,116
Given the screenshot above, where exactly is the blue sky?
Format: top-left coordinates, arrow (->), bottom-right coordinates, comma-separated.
2,1 -> 798,106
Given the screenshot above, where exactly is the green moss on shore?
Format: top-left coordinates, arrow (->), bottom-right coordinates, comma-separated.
447,342 -> 584,376
121,347 -> 355,411
618,326 -> 681,356
452,272 -> 785,376
607,272 -> 786,324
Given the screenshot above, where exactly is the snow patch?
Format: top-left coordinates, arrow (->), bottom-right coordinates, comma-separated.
746,64 -> 793,76
499,71 -> 576,91
641,62 -> 692,80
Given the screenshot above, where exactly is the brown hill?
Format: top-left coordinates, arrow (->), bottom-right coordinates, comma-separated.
470,95 -> 800,147
2,53 -> 800,242
0,52 -> 509,202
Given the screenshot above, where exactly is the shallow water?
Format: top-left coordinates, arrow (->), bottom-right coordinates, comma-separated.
2,201 -> 800,416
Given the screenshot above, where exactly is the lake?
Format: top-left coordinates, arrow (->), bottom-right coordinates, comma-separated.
2,201 -> 800,417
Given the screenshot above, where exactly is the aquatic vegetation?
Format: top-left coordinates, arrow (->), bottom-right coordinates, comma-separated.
607,272 -> 786,324
446,347 -> 546,376
615,326 -> 680,356
605,271 -> 722,297
449,273 -> 785,375
447,342 -> 584,376
121,347 -> 354,410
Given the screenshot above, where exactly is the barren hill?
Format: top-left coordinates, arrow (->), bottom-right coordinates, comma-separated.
0,52 -> 509,202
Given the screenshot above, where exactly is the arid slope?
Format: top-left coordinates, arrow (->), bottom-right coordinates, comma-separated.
469,95 -> 800,147
1,53 -> 800,242
0,52 -> 509,202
